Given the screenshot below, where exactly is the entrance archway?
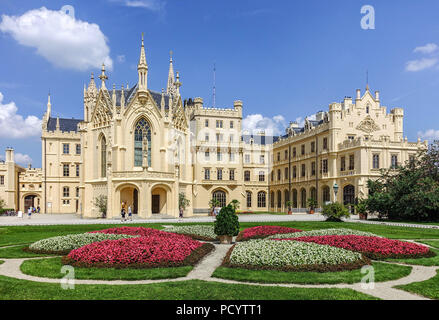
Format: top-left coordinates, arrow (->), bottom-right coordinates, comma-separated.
120,186 -> 139,214
23,194 -> 39,212
343,185 -> 355,206
151,186 -> 168,214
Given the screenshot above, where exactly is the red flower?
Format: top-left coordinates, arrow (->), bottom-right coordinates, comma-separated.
238,226 -> 302,241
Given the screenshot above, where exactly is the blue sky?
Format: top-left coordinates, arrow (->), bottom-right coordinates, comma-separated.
1,0 -> 439,167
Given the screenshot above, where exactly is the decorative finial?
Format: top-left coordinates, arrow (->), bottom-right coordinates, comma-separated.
99,63 -> 108,88
170,50 -> 173,62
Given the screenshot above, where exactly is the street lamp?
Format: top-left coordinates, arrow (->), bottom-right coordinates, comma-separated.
333,183 -> 339,202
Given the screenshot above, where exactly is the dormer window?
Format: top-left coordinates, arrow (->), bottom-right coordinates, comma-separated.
366,105 -> 370,114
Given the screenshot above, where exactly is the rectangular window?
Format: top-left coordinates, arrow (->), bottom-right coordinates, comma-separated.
205,134 -> 209,142
341,156 -> 346,172
260,155 -> 265,164
373,154 -> 380,169
76,144 -> 81,155
217,152 -> 222,162
63,143 -> 69,154
293,166 -> 297,178
409,155 -> 416,165
229,169 -> 235,181
217,169 -> 223,180
301,164 -> 306,177
293,148 -> 296,158
323,137 -> 328,150
205,151 -> 210,161
322,159 -> 328,174
246,192 -> 252,207
301,145 -> 305,155
63,200 -> 70,205
63,164 -> 69,177
76,187 -> 79,198
391,155 -> 398,168
76,164 -> 80,177
285,150 -> 288,160
205,119 -> 209,127
229,134 -> 234,143
216,120 -> 223,128
311,162 -> 316,176
229,152 -> 235,162
244,171 -> 251,182
204,168 -> 210,180
284,167 -> 289,180
277,152 -> 280,161
311,142 -> 315,153
245,154 -> 250,164
63,187 -> 70,197
0,175 -> 4,185
349,154 -> 355,170
230,121 -> 234,129
259,171 -> 265,182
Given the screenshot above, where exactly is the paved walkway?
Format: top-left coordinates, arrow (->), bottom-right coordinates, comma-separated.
0,242 -> 436,300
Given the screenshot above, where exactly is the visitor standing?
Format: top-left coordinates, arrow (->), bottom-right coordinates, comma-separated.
128,205 -> 132,221
28,207 -> 32,219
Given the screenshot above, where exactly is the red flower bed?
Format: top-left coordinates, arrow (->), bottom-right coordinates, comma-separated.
236,226 -> 302,241
64,232 -> 212,268
276,235 -> 434,259
90,227 -> 168,238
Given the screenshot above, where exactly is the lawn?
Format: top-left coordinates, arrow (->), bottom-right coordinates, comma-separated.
0,276 -> 377,300
419,240 -> 439,249
212,262 -> 412,284
395,270 -> 439,300
20,257 -> 193,280
0,245 -> 55,259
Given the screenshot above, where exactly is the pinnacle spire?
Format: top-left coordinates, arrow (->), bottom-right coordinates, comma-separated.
87,72 -> 97,92
166,50 -> 175,95
138,33 -> 148,91
99,63 -> 108,89
138,32 -> 148,67
46,93 -> 52,118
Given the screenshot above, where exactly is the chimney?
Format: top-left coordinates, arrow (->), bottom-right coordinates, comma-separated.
5,148 -> 14,163
375,91 -> 380,101
356,89 -> 361,100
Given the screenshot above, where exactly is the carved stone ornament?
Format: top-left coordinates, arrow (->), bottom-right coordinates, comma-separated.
356,115 -> 380,133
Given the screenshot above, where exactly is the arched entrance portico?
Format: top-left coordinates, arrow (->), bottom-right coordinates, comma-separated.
115,184 -> 140,217
151,185 -> 172,214
22,193 -> 41,212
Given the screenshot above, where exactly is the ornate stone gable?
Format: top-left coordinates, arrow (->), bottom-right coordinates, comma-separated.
91,92 -> 113,128
124,90 -> 162,119
356,115 -> 380,133
172,98 -> 188,131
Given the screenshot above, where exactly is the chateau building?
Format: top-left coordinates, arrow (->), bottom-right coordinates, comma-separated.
0,37 -> 427,217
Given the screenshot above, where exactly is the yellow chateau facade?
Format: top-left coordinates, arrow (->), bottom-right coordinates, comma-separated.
0,37 -> 427,218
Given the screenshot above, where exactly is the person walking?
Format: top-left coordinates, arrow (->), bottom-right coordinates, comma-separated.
28,207 -> 32,219
128,205 -> 132,221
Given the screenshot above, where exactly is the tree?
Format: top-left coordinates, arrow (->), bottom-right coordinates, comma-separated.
0,198 -> 5,211
179,193 -> 190,217
366,141 -> 439,221
93,195 -> 108,218
229,199 -> 240,211
214,204 -> 240,238
322,202 -> 350,222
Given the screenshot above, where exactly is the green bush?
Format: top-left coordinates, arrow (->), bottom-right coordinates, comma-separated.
214,204 -> 240,237
322,202 -> 350,222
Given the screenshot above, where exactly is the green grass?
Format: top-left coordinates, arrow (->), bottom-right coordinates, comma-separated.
20,257 -> 193,281
369,219 -> 439,226
212,262 -> 412,284
386,249 -> 439,266
419,240 -> 439,249
0,276 -> 378,300
396,270 -> 439,300
0,245 -> 55,259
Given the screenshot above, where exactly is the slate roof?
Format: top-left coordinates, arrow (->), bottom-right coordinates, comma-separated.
47,117 -> 83,133
111,84 -> 171,110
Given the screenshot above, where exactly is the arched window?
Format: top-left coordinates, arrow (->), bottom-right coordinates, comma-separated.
134,118 -> 152,167
301,189 -> 307,208
343,185 -> 355,206
213,190 -> 226,208
292,189 -> 298,208
258,191 -> 266,208
310,187 -> 317,201
101,137 -> 106,178
322,186 -> 330,204
277,190 -> 282,208
284,189 -> 290,207
246,191 -> 252,208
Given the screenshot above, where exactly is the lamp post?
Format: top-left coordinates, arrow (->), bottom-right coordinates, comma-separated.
333,183 -> 339,203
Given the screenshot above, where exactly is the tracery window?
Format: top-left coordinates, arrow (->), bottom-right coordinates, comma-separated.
134,118 -> 152,167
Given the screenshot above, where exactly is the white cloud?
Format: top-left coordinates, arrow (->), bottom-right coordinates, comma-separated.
117,55 -> 126,63
0,92 -> 42,139
15,153 -> 33,166
414,43 -> 438,54
242,114 -> 286,136
405,58 -> 438,72
110,0 -> 165,11
418,129 -> 439,141
0,7 -> 113,71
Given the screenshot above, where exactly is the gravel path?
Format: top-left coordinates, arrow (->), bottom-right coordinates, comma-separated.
0,243 -> 437,300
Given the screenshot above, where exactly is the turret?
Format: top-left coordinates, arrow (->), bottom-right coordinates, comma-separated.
5,148 -> 14,163
234,100 -> 243,117
194,97 -> 203,110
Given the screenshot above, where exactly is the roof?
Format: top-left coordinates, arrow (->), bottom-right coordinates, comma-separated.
46,117 -> 82,133
111,84 -> 171,110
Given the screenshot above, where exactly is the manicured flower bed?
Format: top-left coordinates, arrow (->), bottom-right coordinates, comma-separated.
223,240 -> 369,272
164,225 -> 218,241
267,228 -> 379,239
236,226 -> 303,242
278,235 -> 435,260
63,233 -> 214,268
90,227 -> 168,238
26,233 -> 135,255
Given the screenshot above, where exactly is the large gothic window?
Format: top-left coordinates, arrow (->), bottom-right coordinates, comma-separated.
101,136 -> 107,178
213,190 -> 226,208
134,118 -> 152,167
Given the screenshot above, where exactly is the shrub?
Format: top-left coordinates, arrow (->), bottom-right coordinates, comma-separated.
288,235 -> 435,260
214,204 -> 240,237
236,226 -> 302,242
322,202 -> 350,222
223,239 -> 369,272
